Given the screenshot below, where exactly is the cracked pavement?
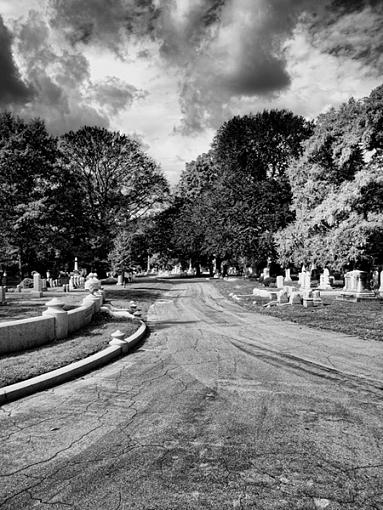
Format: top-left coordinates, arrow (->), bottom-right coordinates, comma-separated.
0,279 -> 382,509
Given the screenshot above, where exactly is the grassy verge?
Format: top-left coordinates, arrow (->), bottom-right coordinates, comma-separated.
211,278 -> 383,342
0,286 -> 161,388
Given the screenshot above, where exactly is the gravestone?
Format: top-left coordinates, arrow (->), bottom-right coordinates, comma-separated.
277,289 -> 289,304
300,270 -> 311,290
319,268 -> 332,290
340,270 -> 375,301
284,268 -> 292,283
262,267 -> 270,279
33,272 -> 43,297
276,275 -> 284,288
379,270 -> 383,297
289,291 -> 302,305
41,278 -> 47,291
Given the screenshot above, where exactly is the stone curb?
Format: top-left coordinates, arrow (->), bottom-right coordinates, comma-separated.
0,321 -> 147,406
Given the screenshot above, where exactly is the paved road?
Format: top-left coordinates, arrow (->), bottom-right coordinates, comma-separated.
1,279 -> 382,509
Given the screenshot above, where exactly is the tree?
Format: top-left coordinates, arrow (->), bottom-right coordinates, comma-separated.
0,113 -> 65,277
59,126 -> 169,272
207,110 -> 312,270
276,84 -> 383,270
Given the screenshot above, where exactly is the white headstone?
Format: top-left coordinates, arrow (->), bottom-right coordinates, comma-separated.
379,270 -> 383,296
276,275 -> 284,288
33,272 -> 42,292
284,268 -> 292,283
319,268 -> 332,290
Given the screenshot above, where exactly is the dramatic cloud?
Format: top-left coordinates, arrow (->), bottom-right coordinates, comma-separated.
90,77 -> 148,116
0,15 -> 33,106
4,10 -> 146,134
1,0 -> 382,181
49,0 -> 161,56
309,1 -> 383,73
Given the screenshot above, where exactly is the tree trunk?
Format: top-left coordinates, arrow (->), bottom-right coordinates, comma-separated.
18,249 -> 23,281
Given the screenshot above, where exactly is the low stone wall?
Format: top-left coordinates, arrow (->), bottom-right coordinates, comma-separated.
0,316 -> 55,354
67,304 -> 94,334
0,293 -> 103,355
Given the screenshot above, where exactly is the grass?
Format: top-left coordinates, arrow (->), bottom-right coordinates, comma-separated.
211,278 -> 383,342
0,291 -> 86,322
0,286 -> 161,388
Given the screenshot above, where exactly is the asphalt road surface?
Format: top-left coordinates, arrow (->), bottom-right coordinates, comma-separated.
1,279 -> 382,509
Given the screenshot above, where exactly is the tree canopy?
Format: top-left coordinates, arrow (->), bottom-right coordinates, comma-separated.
276,85 -> 383,270
59,126 -> 169,272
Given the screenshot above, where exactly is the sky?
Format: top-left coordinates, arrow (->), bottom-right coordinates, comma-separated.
0,0 -> 382,184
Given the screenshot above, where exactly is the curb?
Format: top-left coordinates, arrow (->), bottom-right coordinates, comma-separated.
0,321 -> 147,406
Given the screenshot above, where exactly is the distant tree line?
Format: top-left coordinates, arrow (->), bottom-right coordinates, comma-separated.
1,82 -> 382,280
137,83 -> 383,275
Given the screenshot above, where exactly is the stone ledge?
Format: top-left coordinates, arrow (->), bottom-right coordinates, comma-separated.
0,320 -> 147,406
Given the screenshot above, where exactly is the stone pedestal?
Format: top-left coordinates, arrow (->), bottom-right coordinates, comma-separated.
109,329 -> 126,346
342,270 -> 375,299
33,272 -> 43,297
42,298 -> 68,339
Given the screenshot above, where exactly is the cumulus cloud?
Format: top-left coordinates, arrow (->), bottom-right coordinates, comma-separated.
0,15 -> 33,106
0,9 -> 145,134
2,0 -> 383,143
48,0 -> 161,57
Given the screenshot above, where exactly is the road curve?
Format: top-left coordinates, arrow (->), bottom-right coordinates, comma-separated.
0,279 -> 382,509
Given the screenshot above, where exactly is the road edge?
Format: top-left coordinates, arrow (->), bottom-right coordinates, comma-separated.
0,321 -> 147,406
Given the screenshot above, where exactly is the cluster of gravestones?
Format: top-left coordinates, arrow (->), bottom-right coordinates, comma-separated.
257,265 -> 383,307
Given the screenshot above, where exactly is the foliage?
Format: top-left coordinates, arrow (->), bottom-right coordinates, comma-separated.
59,126 -> 169,272
276,85 -> 383,270
0,112 -> 64,277
171,109 -> 312,271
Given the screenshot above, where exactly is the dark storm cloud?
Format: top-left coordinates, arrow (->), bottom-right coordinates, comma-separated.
13,0 -> 383,134
49,0 -> 161,56
0,15 -> 33,106
308,0 -> 383,72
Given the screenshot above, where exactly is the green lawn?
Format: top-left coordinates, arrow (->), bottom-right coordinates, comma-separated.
212,278 -> 383,342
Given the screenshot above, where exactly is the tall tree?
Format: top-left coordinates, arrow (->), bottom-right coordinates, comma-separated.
0,113 -> 65,277
59,126 -> 169,272
276,84 -> 383,270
